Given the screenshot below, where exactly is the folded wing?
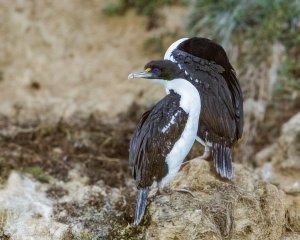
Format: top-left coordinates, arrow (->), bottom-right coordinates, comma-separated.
129,91 -> 189,188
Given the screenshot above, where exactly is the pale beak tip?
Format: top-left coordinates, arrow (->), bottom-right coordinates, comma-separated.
128,73 -> 134,80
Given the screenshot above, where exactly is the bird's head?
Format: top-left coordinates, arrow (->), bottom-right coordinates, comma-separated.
128,60 -> 181,82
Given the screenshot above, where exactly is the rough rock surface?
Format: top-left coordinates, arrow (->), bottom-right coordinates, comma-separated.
0,172 -> 67,240
145,160 -> 286,240
255,113 -> 300,236
256,113 -> 300,193
0,159 -> 298,239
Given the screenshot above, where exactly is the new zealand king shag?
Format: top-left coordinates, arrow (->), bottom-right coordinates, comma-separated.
164,37 -> 244,180
128,60 -> 201,225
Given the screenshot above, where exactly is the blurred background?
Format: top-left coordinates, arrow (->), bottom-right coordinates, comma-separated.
0,0 -> 299,239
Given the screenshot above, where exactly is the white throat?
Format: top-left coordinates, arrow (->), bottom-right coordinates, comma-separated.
166,78 -> 200,114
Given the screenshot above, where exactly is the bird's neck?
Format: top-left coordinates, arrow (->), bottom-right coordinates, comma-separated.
166,79 -> 201,114
164,38 -> 188,60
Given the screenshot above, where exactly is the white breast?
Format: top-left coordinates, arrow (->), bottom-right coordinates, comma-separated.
159,79 -> 201,188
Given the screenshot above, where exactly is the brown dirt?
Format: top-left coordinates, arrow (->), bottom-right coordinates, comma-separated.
0,101 -> 203,186
0,103 -> 146,186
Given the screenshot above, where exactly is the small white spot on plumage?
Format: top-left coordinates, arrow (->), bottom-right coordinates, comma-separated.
185,70 -> 188,75
178,64 -> 182,70
195,79 -> 199,83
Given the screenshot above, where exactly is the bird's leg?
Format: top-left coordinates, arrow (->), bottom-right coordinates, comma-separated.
159,186 -> 195,197
198,145 -> 211,160
181,145 -> 212,168
158,183 -> 195,197
158,187 -> 166,195
194,137 -> 212,160
157,185 -> 169,195
172,188 -> 195,197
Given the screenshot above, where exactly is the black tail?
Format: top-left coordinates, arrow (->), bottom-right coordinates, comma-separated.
212,143 -> 233,179
134,188 -> 149,225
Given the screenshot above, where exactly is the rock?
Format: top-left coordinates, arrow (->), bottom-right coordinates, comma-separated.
256,111 -> 300,239
0,172 -> 68,240
146,160 -> 286,240
244,98 -> 266,122
256,113 -> 300,194
286,196 -> 300,232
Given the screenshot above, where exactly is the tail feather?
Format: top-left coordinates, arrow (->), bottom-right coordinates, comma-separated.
212,143 -> 233,179
134,188 -> 149,225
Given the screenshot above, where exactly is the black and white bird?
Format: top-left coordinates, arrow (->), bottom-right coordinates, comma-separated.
164,37 -> 244,179
128,60 -> 201,225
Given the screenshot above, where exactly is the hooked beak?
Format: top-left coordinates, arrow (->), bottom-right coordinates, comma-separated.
128,71 -> 156,80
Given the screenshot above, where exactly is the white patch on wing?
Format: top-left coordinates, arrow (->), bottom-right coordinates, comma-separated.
159,79 -> 201,188
164,38 -> 189,61
161,112 -> 179,133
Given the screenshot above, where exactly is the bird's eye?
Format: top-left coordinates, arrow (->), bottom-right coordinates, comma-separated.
152,68 -> 160,74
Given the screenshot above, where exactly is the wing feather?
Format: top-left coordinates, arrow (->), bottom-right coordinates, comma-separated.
165,38 -> 244,179
169,48 -> 242,145
129,92 -> 189,188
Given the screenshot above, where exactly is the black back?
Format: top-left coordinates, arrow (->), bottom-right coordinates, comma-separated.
170,37 -> 243,146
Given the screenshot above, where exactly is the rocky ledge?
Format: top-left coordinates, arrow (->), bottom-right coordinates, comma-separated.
0,114 -> 299,239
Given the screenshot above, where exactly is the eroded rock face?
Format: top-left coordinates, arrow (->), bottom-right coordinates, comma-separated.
0,172 -> 67,240
254,113 -> 300,237
146,161 -> 286,240
256,113 -> 300,194
1,114 -> 299,239
286,196 -> 300,232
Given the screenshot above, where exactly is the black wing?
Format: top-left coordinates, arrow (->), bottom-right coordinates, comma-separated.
174,37 -> 243,141
129,91 -> 188,189
170,48 -> 243,146
167,38 -> 243,179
